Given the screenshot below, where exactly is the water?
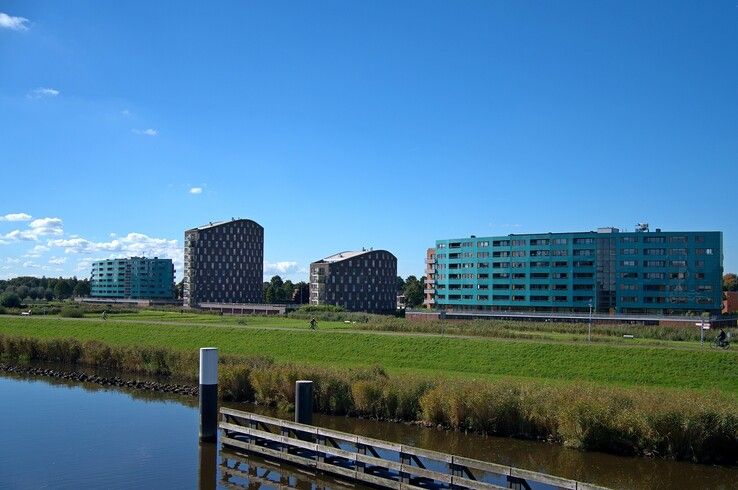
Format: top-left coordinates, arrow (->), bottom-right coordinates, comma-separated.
0,371 -> 736,489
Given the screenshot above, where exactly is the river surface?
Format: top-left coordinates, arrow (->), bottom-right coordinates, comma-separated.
0,370 -> 736,489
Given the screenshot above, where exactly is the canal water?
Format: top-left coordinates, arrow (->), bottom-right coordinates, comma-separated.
0,371 -> 736,489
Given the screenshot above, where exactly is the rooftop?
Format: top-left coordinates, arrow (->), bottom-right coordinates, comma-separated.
186,218 -> 261,232
316,249 -> 383,264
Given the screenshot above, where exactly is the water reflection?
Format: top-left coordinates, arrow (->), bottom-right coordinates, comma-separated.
1,369 -> 736,490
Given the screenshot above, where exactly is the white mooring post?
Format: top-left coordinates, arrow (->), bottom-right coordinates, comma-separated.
199,347 -> 218,442
295,380 -> 313,425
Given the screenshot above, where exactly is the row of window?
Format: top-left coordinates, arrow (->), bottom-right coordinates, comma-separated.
620,272 -> 705,279
437,294 -> 592,302
438,235 -> 709,249
438,272 -> 589,280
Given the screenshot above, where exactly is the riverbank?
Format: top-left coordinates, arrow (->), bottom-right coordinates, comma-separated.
0,329 -> 736,465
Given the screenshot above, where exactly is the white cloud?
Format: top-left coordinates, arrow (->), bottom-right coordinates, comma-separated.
48,232 -> 183,278
264,260 -> 300,276
121,109 -> 132,117
0,213 -> 32,222
132,128 -> 158,136
0,12 -> 29,31
5,257 -> 20,264
22,261 -> 40,269
0,217 -> 63,242
28,87 -> 60,99
48,256 -> 67,265
189,187 -> 203,195
24,244 -> 50,257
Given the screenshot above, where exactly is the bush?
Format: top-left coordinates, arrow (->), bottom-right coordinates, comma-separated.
59,306 -> 84,318
0,292 -> 22,308
0,306 -> 5,315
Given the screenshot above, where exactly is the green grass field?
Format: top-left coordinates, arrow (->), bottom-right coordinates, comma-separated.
1,314 -> 736,394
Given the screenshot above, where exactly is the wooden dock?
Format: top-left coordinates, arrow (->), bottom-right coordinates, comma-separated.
219,407 -> 609,490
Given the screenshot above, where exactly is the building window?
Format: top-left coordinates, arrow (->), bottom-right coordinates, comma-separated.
695,248 -> 713,255
552,238 -> 568,245
573,238 -> 594,244
644,236 -> 665,243
511,239 -> 526,246
621,260 -> 636,267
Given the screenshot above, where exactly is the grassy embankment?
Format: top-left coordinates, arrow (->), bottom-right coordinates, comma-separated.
0,314 -> 737,464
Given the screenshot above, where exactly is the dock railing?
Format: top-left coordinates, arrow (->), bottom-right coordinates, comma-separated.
219,407 -> 609,490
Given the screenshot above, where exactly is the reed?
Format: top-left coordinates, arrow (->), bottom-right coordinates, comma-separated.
0,332 -> 735,464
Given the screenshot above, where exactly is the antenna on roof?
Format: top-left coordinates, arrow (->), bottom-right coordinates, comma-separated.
209,221 -> 213,225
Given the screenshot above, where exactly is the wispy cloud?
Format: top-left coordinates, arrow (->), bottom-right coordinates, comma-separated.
28,87 -> 60,99
1,217 -> 63,242
121,109 -> 132,117
189,187 -> 203,195
264,260 -> 307,280
132,128 -> 158,136
0,212 -> 32,222
48,256 -> 67,265
0,12 -> 29,31
24,244 -> 50,258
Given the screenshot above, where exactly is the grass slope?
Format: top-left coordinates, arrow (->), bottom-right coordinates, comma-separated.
1,315 -> 736,394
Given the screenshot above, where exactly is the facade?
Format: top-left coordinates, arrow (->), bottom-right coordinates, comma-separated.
90,257 -> 174,299
431,227 -> 723,314
183,219 -> 264,307
309,249 -> 397,313
423,248 -> 436,308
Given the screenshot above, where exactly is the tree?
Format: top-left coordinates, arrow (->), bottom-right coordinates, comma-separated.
53,279 -> 73,300
404,275 -> 424,308
292,282 -> 310,304
174,280 -> 184,299
73,280 -> 90,297
16,285 -> 29,299
0,292 -> 22,308
724,273 -> 738,292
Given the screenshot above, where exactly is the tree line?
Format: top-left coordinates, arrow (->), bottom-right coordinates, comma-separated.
0,276 -> 91,308
724,273 -> 738,292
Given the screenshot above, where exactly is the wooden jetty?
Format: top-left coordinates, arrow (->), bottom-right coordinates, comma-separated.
219,407 -> 609,490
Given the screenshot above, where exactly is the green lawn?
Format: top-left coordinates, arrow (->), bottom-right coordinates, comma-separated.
2,315 -> 736,394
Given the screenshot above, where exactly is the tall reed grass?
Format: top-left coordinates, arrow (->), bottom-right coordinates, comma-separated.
0,333 -> 735,464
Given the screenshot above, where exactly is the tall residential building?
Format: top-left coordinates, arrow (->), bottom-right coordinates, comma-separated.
431,227 -> 723,315
310,249 -> 397,313
90,257 -> 174,299
423,248 -> 436,309
183,219 -> 264,307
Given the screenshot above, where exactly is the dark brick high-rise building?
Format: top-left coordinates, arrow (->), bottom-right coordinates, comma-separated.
309,249 -> 397,313
183,219 -> 263,307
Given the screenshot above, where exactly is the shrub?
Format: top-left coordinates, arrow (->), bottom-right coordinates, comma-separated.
59,306 -> 84,318
0,292 -> 22,308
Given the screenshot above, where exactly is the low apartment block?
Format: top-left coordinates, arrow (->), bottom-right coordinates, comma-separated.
430,227 -> 723,314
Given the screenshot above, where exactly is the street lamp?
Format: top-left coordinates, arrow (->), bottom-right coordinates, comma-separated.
588,300 -> 593,343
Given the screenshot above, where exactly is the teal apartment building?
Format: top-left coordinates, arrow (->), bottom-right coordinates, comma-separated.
427,227 -> 723,314
90,257 -> 175,299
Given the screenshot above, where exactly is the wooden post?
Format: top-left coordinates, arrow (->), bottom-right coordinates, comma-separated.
295,380 -> 313,425
199,347 -> 218,442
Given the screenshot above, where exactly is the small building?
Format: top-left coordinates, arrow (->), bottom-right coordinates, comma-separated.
183,218 -> 264,307
309,249 -> 397,313
90,257 -> 174,299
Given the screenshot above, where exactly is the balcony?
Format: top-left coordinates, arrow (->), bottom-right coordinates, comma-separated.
423,298 -> 436,305
424,288 -> 435,294
425,257 -> 436,264
424,267 -> 435,274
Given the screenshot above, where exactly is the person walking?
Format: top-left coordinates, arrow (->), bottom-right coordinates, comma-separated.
309,317 -> 317,330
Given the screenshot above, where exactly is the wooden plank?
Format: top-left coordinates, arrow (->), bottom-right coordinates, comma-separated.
317,427 -> 358,443
221,436 -> 317,468
509,467 -> 577,489
355,452 -> 402,471
576,483 -> 611,490
317,461 -> 357,479
400,464 -> 452,484
451,476 -> 507,490
248,412 -> 316,433
316,443 -> 357,461
357,434 -> 402,453
452,456 -> 510,476
355,471 -> 402,490
401,444 -> 453,463
220,407 -> 254,420
221,425 -> 319,452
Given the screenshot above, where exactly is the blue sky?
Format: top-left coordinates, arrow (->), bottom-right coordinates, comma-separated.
1,1 -> 737,282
